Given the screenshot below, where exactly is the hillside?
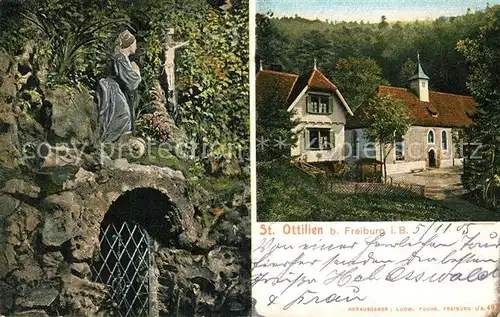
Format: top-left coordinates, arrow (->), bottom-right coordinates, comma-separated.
257,8 -> 490,99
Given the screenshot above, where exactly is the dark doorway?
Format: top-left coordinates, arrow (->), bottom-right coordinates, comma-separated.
428,149 -> 437,168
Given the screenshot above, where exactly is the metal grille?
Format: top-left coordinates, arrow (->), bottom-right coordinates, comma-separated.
91,222 -> 153,317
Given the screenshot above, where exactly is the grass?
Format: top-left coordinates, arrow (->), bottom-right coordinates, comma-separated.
129,146 -> 249,208
128,147 -> 192,176
191,173 -> 248,206
257,161 -> 500,222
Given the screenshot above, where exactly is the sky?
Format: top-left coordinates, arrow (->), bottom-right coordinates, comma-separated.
257,0 -> 500,22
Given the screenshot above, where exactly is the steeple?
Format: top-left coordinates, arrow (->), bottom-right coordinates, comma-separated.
409,53 -> 429,102
313,58 -> 317,70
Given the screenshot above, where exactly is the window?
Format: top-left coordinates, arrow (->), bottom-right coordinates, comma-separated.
307,94 -> 331,114
442,130 -> 448,150
366,143 -> 376,159
427,129 -> 435,144
395,133 -> 404,161
308,128 -> 333,150
422,81 -> 426,88
352,131 -> 359,157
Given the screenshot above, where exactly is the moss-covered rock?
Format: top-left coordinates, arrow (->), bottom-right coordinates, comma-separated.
45,86 -> 97,145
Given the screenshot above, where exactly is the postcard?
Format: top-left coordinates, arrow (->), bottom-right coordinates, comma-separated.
253,0 -> 500,316
0,0 -> 250,316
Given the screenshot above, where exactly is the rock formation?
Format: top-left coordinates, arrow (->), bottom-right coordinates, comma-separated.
0,45 -> 250,317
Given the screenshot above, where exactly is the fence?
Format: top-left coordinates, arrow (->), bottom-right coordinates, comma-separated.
324,180 -> 426,199
293,161 -> 427,199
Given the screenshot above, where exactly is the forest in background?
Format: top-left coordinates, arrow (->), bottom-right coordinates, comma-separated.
257,5 -> 500,218
257,6 -> 491,111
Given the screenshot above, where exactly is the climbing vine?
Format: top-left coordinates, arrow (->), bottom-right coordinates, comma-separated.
0,0 -> 249,161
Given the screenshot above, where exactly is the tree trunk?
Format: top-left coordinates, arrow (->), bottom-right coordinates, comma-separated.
380,143 -> 387,183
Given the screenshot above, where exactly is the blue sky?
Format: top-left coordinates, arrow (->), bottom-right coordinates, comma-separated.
257,0 -> 499,22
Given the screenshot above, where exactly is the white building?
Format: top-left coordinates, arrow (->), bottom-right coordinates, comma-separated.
256,64 -> 353,162
345,58 -> 477,175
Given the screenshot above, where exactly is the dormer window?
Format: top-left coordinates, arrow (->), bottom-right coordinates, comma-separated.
307,94 -> 331,114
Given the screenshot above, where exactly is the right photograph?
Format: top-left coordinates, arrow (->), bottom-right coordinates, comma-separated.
255,0 -> 500,222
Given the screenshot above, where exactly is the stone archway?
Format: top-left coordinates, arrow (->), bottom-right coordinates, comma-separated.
90,188 -> 181,317
428,149 -> 437,168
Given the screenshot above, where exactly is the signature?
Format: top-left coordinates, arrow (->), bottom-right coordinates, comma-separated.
252,222 -> 500,311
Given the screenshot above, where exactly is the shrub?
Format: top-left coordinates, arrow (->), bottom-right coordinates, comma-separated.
135,112 -> 170,142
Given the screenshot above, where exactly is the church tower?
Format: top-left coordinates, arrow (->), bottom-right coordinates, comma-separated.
409,53 -> 429,102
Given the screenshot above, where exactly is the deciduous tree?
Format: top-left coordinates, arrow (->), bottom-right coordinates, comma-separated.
457,5 -> 500,210
330,57 -> 383,111
363,95 -> 412,182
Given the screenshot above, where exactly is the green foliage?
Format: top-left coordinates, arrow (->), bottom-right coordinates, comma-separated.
258,8 -> 490,95
256,75 -> 298,162
364,95 -> 412,146
257,161 -> 498,221
363,95 -> 412,182
398,57 -> 416,86
457,5 -> 500,211
330,57 -> 383,111
198,174 -> 248,205
1,0 -> 249,164
256,12 -> 289,70
8,0 -> 129,87
126,0 -> 249,159
135,112 -> 171,142
128,147 -> 191,176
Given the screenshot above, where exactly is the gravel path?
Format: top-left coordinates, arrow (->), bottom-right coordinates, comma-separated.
390,166 -> 493,217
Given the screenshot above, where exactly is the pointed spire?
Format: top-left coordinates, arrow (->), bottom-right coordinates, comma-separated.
314,58 -> 317,70
259,60 -> 263,71
409,52 -> 429,81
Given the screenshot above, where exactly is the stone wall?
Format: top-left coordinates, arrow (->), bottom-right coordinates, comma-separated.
0,49 -> 250,317
0,157 -> 251,316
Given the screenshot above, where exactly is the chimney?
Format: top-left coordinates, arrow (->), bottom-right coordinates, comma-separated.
269,64 -> 284,72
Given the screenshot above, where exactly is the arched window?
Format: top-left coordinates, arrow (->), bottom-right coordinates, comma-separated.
352,130 -> 358,157
366,143 -> 376,159
395,133 -> 404,161
442,130 -> 448,150
427,129 -> 435,144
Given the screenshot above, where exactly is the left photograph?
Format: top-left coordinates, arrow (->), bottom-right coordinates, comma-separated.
0,0 -> 250,316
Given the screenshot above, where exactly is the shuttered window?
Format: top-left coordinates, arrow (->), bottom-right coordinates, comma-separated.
307,94 -> 331,114
307,128 -> 333,150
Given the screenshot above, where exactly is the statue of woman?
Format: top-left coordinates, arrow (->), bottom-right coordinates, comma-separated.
97,30 -> 141,143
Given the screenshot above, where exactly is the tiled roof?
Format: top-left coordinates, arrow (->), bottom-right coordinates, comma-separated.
256,68 -> 354,116
286,68 -> 338,106
256,70 -> 298,109
346,86 -> 477,129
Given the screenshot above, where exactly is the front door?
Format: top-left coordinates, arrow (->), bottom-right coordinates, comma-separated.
428,149 -> 437,168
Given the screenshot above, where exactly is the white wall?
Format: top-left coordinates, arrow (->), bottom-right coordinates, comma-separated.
345,126 -> 456,175
290,89 -> 348,162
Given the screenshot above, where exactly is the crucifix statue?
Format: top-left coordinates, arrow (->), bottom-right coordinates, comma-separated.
163,28 -> 189,107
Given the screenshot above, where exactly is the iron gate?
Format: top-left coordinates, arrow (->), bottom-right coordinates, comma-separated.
91,222 -> 153,317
